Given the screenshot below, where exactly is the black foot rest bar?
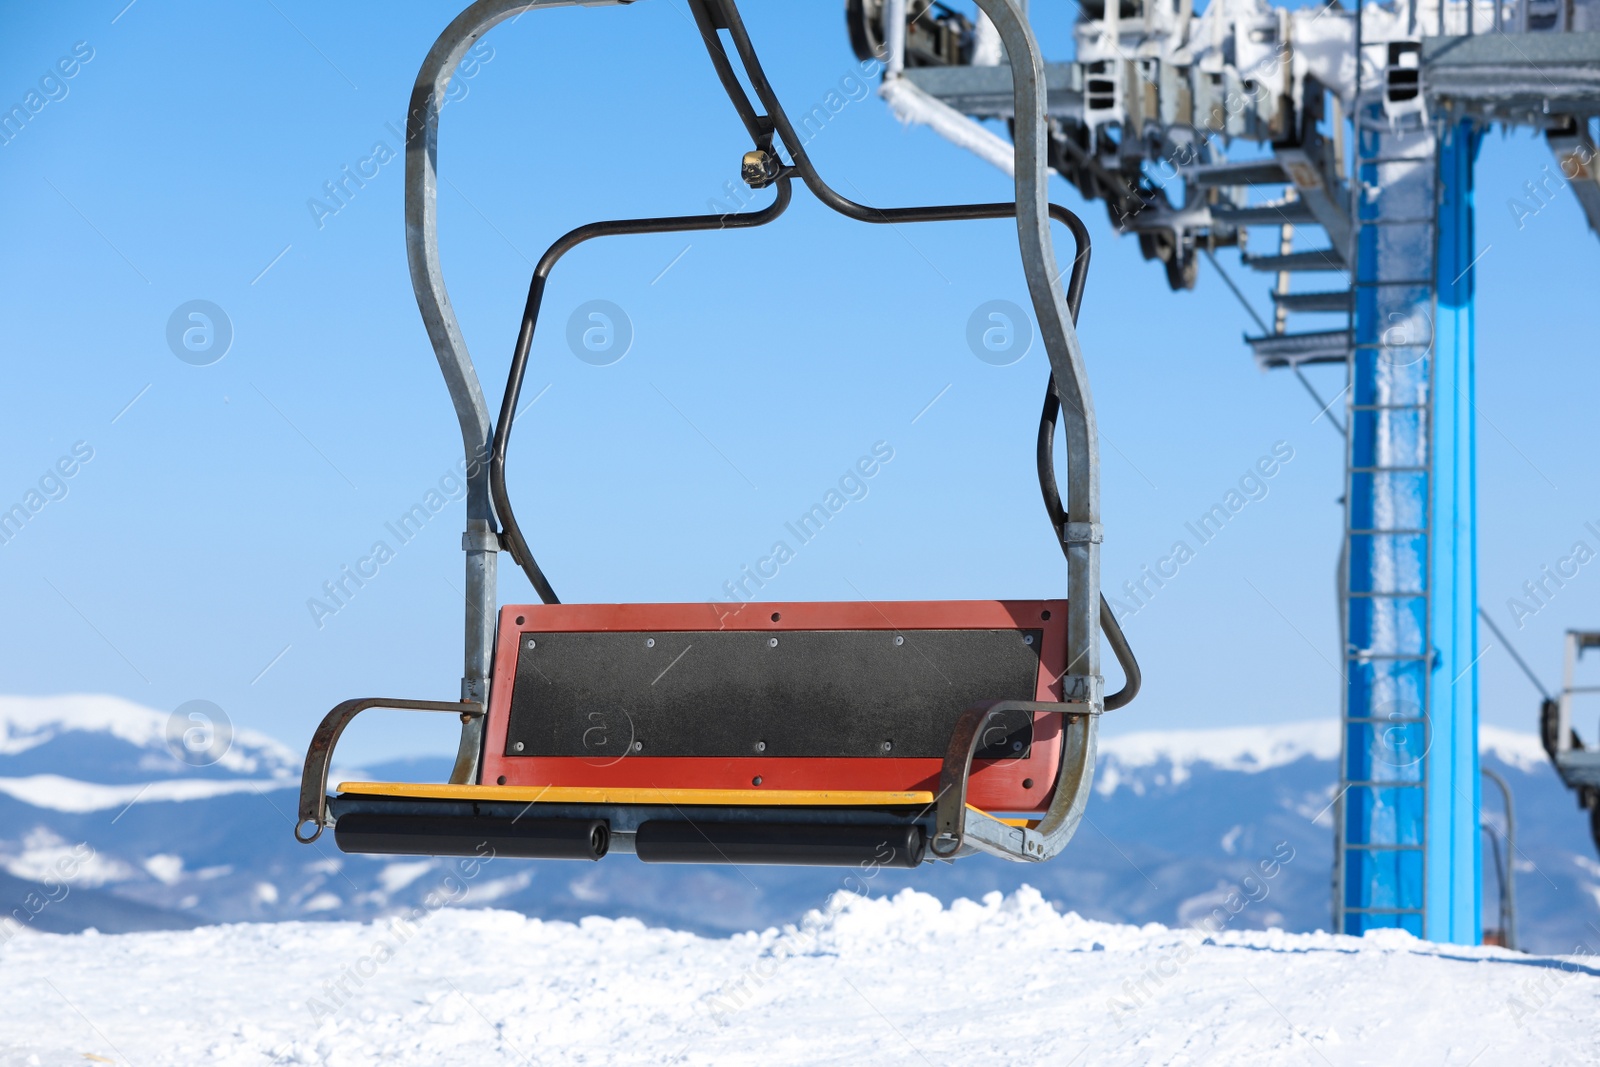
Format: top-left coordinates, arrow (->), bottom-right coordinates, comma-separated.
335,812 -> 609,861
635,821 -> 925,868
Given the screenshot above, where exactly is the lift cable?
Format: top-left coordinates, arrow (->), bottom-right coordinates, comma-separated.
1203,249 -> 1347,438
1478,607 -> 1555,703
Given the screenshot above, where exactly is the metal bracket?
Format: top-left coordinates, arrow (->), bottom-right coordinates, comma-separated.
462,519 -> 502,553
1060,673 -> 1104,705
741,149 -> 781,188
959,806 -> 1047,860
1062,521 -> 1103,545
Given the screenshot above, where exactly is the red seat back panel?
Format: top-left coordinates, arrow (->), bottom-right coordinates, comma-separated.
482,600 -> 1068,813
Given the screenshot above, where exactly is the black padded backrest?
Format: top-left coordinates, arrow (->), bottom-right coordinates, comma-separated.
505,627 -> 1044,760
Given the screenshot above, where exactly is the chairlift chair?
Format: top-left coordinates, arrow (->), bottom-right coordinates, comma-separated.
1542,630 -> 1600,855
294,0 -> 1140,870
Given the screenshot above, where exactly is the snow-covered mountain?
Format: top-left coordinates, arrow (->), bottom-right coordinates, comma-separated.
2,694 -> 1594,954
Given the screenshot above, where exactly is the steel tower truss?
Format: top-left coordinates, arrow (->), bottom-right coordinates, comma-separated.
861,0 -> 1600,941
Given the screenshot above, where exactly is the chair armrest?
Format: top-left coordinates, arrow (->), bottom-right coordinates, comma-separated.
931,698 -> 1098,862
295,697 -> 483,843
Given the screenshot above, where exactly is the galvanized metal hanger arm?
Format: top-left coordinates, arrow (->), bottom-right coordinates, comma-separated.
404,0 -> 636,784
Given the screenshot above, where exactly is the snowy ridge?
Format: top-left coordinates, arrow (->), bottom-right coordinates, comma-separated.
1,887 -> 1589,1066
1095,718 -> 1552,794
1100,719 -> 1341,774
0,693 -> 299,779
1096,719 -> 1339,793
1479,723 -> 1550,773
0,694 -> 1589,953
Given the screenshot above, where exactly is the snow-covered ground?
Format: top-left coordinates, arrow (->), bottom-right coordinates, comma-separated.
1,887 -> 1595,1066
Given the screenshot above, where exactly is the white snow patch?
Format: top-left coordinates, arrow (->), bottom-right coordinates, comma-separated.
0,828 -> 136,888
376,861 -> 434,895
568,871 -> 607,904
143,854 -> 184,886
0,888 -> 1592,1065
302,893 -> 342,913
468,871 -> 535,904
0,774 -> 293,813
880,76 -> 1022,175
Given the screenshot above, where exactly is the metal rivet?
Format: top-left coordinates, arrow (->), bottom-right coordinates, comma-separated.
1012,741 -> 1023,752
768,637 -> 778,647
632,740 -> 643,751
526,639 -> 536,649
497,776 -> 507,785
752,775 -> 763,786
1024,634 -> 1034,645
513,742 -> 524,752
881,740 -> 893,753
755,741 -> 766,752
646,638 -> 655,648
771,612 -> 781,622
1022,778 -> 1034,789
515,616 -> 525,626
894,636 -> 904,646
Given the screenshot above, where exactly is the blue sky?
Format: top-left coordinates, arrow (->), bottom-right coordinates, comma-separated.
2,1 -> 1597,763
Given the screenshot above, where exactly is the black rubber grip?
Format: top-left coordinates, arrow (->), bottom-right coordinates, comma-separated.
334,813 -> 608,861
634,821 -> 924,868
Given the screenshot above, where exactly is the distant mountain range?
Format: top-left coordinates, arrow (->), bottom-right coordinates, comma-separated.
1,694 -> 1594,954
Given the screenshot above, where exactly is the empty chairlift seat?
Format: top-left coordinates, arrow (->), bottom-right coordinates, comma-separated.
292,0 -> 1139,871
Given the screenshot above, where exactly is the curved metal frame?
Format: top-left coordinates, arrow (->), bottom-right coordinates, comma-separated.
1479,765 -> 1517,950
931,699 -> 1099,861
295,698 -> 483,843
489,179 -> 797,606
400,0 -> 1121,861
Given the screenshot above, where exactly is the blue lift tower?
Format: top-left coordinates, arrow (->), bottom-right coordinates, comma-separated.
853,0 -> 1600,941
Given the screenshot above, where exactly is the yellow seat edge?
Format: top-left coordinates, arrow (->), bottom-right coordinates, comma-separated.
336,782 -> 935,807
964,803 -> 1038,828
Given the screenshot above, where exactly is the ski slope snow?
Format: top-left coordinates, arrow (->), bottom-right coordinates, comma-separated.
0,887 -> 1594,1066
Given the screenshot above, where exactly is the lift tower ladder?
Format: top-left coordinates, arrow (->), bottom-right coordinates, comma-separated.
1340,93 -> 1434,937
